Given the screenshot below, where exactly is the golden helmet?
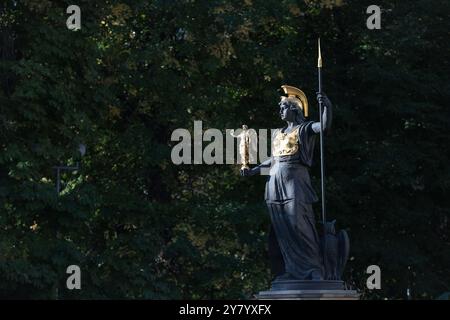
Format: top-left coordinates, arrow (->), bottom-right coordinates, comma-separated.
280,85 -> 309,117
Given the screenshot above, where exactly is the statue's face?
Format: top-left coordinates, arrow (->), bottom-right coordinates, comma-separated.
279,100 -> 296,122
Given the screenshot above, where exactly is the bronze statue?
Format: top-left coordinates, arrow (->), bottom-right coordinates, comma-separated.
246,41 -> 353,296
241,86 -> 335,282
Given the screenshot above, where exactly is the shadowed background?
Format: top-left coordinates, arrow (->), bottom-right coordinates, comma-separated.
0,0 -> 449,299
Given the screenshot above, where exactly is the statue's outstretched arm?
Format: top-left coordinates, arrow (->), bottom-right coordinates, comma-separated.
241,158 -> 271,176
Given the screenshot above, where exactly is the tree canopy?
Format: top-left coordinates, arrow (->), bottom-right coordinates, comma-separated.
0,0 -> 449,299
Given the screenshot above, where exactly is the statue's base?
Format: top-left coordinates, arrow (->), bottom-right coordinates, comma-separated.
256,280 -> 360,300
271,279 -> 345,290
256,289 -> 360,300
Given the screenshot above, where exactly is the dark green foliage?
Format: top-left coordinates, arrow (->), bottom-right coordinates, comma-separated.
0,0 -> 449,299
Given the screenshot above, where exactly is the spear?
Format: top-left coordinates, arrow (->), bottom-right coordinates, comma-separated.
317,38 -> 326,228
317,38 -> 328,277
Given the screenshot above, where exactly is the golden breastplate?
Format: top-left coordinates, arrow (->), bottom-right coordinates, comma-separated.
272,127 -> 300,157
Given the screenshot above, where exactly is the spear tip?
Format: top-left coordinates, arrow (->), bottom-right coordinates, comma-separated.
318,38 -> 322,68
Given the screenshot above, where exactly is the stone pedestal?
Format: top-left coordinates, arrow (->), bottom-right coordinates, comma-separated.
256,289 -> 360,300
256,280 -> 360,300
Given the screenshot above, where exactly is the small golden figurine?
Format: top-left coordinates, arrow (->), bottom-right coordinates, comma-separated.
231,124 -> 251,170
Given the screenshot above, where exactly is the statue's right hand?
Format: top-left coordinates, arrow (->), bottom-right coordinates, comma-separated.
316,92 -> 332,108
